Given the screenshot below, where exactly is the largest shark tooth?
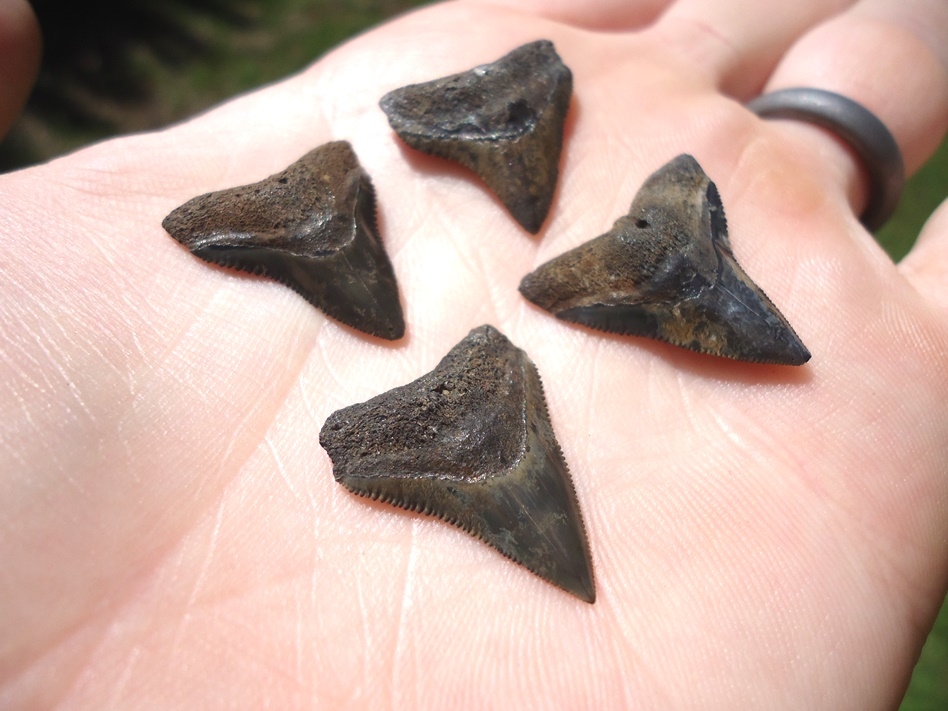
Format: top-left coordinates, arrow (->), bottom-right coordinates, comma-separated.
379,40 -> 572,234
519,154 -> 811,365
319,324 -> 595,603
162,141 -> 405,340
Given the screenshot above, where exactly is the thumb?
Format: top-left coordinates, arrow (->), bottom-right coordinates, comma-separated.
0,0 -> 41,140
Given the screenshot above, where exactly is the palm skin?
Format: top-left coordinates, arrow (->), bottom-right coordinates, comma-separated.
1,0 -> 947,708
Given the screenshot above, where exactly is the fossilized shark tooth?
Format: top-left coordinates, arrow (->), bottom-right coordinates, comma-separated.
162,141 -> 405,340
519,154 -> 811,365
320,324 -> 595,603
379,40 -> 572,234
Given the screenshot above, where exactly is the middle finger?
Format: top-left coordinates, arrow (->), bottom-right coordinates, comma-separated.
654,0 -> 856,96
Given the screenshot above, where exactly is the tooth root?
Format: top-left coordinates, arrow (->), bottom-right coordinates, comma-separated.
162,141 -> 405,340
320,325 -> 596,603
519,154 -> 810,365
379,40 -> 572,234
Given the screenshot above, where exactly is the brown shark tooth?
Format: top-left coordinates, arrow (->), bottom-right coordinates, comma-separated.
519,154 -> 811,365
379,40 -> 572,234
320,324 -> 595,603
162,141 -> 405,340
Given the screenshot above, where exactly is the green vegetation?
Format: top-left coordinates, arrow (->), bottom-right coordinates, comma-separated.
903,598 -> 948,710
1,1 -> 945,707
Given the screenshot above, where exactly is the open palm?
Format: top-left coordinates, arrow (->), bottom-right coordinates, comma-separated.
2,0 -> 947,708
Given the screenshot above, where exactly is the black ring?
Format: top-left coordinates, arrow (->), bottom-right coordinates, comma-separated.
747,88 -> 905,231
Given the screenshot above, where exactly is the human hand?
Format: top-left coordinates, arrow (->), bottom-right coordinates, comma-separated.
1,0 -> 946,708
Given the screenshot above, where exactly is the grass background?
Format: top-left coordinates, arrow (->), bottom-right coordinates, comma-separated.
2,1 -> 945,707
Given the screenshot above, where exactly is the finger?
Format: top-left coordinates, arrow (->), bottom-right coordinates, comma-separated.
652,0 -> 854,96
754,0 -> 948,224
765,0 -> 948,170
0,0 -> 40,138
900,198 -> 948,312
465,0 -> 670,30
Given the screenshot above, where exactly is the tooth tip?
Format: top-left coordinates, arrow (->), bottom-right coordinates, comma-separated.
573,576 -> 597,604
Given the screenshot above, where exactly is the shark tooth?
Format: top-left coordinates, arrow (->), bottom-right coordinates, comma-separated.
519,154 -> 811,365
379,40 -> 572,234
320,324 -> 595,603
162,141 -> 405,340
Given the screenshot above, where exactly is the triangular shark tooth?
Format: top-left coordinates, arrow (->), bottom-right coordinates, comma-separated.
379,40 -> 572,234
519,154 -> 811,365
162,141 -> 405,340
319,324 -> 595,603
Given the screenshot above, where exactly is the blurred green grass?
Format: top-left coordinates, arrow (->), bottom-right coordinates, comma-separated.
1,1 -> 945,708
904,600 -> 948,711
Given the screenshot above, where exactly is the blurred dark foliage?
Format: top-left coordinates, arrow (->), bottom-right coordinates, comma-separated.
28,0 -> 254,131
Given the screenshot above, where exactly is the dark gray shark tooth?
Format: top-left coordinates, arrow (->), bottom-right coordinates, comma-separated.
320,324 -> 595,603
162,141 -> 405,340
379,40 -> 572,234
519,154 -> 811,365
